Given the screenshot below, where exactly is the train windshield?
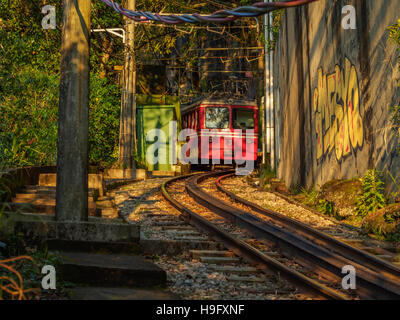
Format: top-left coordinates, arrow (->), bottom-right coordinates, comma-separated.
205,107 -> 229,129
233,108 -> 255,129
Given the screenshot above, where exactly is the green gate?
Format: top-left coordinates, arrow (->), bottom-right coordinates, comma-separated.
136,95 -> 181,172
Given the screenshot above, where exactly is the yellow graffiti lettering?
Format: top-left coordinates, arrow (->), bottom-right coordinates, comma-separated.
316,111 -> 323,160
314,58 -> 363,161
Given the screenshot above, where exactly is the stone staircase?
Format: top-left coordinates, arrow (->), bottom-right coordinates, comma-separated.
5,172 -> 119,218
46,239 -> 176,300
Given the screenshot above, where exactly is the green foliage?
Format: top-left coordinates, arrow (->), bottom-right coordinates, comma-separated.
259,164 -> 276,188
133,152 -> 147,170
389,20 -> 400,151
268,9 -> 283,51
388,19 -> 400,63
298,187 -> 344,219
299,187 -> 320,207
0,0 -> 124,169
316,199 -> 336,217
362,204 -> 400,241
88,74 -> 121,166
0,70 -> 59,167
356,170 -> 387,218
0,0 -> 261,169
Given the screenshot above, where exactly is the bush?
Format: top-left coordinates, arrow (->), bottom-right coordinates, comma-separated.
88,74 -> 121,167
0,71 -> 121,168
259,164 -> 276,188
389,20 -> 400,150
356,170 -> 387,218
0,70 -> 59,167
362,205 -> 400,241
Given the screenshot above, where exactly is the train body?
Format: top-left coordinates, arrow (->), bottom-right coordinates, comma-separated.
181,98 -> 258,165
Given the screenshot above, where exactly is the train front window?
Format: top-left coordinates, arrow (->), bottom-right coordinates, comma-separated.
233,108 -> 255,129
205,107 -> 229,129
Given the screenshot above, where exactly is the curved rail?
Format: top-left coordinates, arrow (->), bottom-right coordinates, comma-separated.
161,172 -> 347,300
186,171 -> 400,300
216,173 -> 400,282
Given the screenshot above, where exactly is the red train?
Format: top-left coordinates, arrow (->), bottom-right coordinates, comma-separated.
181,98 -> 258,168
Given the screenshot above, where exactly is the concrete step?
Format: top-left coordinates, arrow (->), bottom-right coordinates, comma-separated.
13,193 -> 55,201
47,239 -> 140,255
59,252 -> 166,287
20,186 -> 99,196
97,196 -> 114,202
190,250 -> 235,259
209,265 -> 258,274
21,185 -> 56,191
96,200 -> 114,208
12,198 -> 97,207
7,202 -> 100,216
39,173 -> 105,196
7,202 -> 56,214
19,186 -> 56,195
199,256 -> 240,265
101,208 -> 119,218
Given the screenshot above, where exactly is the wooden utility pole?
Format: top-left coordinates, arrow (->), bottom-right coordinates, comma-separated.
119,0 -> 136,168
56,0 -> 91,221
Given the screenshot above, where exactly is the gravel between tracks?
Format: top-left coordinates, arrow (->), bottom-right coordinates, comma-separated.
217,176 -> 363,240
107,177 -> 300,300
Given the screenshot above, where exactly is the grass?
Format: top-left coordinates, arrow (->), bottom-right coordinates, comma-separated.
258,164 -> 276,189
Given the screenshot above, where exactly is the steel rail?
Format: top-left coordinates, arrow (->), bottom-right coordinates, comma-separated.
186,171 -> 400,300
161,173 -> 347,300
216,172 -> 400,283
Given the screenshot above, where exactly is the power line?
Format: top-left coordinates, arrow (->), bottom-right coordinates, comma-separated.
99,0 -> 318,24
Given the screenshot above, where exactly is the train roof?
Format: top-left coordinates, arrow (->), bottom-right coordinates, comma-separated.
181,97 -> 257,113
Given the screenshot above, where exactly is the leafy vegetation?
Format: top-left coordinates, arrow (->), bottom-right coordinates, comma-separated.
0,0 -> 261,169
362,204 -> 400,241
389,20 -> 400,151
355,170 -> 387,218
388,19 -> 400,65
88,74 -> 121,166
0,0 -> 124,168
258,163 -> 276,188
297,187 -> 342,219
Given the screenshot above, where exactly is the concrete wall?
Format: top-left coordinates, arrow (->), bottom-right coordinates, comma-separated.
273,0 -> 400,191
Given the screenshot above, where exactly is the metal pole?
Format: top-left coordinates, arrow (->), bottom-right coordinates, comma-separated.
269,11 -> 275,170
56,0 -> 91,221
119,0 -> 136,168
264,1 -> 270,167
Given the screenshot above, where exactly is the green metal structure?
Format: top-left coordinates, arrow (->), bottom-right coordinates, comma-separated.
136,95 -> 181,172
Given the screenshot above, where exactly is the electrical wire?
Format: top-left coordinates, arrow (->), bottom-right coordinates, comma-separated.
99,0 -> 318,24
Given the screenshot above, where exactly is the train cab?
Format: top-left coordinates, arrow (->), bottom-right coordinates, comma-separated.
181,98 -> 258,165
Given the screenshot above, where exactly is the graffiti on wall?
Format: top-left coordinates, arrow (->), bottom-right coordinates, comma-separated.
313,58 -> 364,162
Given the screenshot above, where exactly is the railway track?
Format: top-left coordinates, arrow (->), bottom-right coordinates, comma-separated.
161,170 -> 400,300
